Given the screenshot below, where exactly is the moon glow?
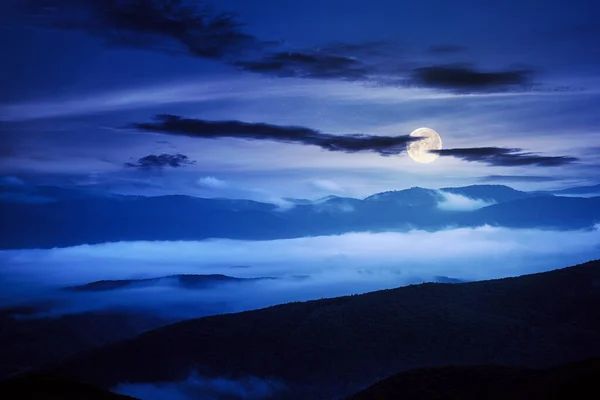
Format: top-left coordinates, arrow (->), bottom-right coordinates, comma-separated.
407,127 -> 443,164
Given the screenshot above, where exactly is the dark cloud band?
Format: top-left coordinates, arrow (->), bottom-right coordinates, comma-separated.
132,115 -> 419,156
431,147 -> 578,167
23,1 -> 540,94
234,51 -> 369,80
125,153 -> 195,169
479,175 -> 562,183
24,0 -> 259,59
410,65 -> 534,92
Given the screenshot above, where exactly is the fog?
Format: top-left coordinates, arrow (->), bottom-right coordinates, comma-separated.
114,372 -> 287,400
436,191 -> 496,211
1,225 -> 599,319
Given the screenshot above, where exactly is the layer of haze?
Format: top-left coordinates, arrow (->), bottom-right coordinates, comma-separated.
1,226 -> 599,319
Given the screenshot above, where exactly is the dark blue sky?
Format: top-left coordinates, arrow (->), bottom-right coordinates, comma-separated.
1,0 -> 599,201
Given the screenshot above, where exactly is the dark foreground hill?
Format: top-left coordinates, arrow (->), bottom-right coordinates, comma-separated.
0,374 -> 139,400
0,308 -> 167,380
5,358 -> 598,400
44,260 -> 600,399
346,357 -> 600,400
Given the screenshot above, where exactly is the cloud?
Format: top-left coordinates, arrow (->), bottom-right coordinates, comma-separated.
410,65 -> 534,93
479,175 -> 562,183
309,179 -> 346,194
232,41 -> 540,94
2,226 -> 600,319
24,0 -> 260,59
436,191 -> 495,211
316,41 -> 395,57
234,51 -> 369,80
114,372 -> 286,400
132,115 -> 420,156
125,153 -> 196,169
232,41 -> 403,82
20,2 -> 546,95
431,147 -> 578,167
197,176 -> 228,189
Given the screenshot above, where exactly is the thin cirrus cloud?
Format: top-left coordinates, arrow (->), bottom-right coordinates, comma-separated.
431,147 -> 578,167
131,114 -> 421,156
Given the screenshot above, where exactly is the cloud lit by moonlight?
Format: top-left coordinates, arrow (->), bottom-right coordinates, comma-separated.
407,127 -> 443,163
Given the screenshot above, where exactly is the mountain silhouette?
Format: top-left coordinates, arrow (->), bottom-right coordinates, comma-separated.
550,184 -> 600,196
345,357 -> 600,400
64,274 -> 275,292
0,374 -> 138,400
0,309 -> 167,379
2,184 -> 599,249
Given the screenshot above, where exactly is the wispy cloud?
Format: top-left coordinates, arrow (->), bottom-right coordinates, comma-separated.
234,51 -> 368,80
308,179 -> 346,194
0,72 -> 580,122
436,191 -> 495,211
132,114 -> 421,156
235,47 -> 540,93
410,65 -> 534,93
20,1 -> 551,95
432,147 -> 578,167
197,176 -> 228,189
24,0 -> 263,59
479,175 -> 562,183
124,153 -> 196,169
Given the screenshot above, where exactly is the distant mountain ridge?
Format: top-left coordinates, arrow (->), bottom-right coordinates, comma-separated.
2,183 -> 600,249
64,274 -> 275,292
0,183 -> 534,206
549,184 -> 600,196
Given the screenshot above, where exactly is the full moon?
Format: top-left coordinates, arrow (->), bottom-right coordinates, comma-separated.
406,127 -> 443,164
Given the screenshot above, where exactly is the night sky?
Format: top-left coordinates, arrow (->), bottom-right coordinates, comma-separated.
1,0 -> 599,202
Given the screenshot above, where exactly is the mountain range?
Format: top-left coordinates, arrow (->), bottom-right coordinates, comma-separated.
2,183 -> 600,249
36,259 -> 600,399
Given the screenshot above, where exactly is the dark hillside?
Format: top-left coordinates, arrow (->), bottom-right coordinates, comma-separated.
0,374 -> 139,400
346,357 -> 600,400
46,260 -> 600,398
